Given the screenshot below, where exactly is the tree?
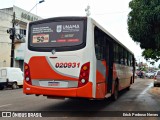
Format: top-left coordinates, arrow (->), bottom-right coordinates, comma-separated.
128,0 -> 160,62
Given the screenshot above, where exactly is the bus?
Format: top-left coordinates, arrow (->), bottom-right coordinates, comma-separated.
23,17 -> 135,100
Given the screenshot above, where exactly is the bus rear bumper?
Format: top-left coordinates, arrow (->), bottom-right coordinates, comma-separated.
23,81 -> 93,99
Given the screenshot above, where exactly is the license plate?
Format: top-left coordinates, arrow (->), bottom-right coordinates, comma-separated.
48,81 -> 59,87
39,80 -> 68,88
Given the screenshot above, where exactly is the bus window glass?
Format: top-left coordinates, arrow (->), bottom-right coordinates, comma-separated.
124,49 -> 127,65
119,47 -> 124,64
114,43 -> 119,63
29,21 -> 84,48
129,53 -> 132,66
94,27 -> 105,60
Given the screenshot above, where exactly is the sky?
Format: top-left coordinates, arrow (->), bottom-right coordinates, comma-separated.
0,0 -> 159,67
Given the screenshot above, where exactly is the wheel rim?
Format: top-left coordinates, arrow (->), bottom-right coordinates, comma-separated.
12,83 -> 17,89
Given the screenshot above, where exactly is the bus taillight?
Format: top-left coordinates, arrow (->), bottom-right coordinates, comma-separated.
24,63 -> 31,85
78,62 -> 90,87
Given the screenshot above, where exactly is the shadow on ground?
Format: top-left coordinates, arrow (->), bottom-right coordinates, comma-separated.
37,88 -> 130,117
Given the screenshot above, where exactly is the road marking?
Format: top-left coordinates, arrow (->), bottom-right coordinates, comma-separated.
0,104 -> 12,108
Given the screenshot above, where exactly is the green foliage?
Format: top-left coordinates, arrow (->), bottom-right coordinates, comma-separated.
140,66 -> 147,71
142,49 -> 160,61
128,0 -> 160,61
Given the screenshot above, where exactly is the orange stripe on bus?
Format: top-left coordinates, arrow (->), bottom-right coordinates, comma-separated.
23,81 -> 92,98
28,56 -> 78,81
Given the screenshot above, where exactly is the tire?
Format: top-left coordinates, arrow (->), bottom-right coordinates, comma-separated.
154,84 -> 156,87
126,86 -> 130,91
111,81 -> 119,101
0,85 -> 4,90
19,85 -> 23,88
12,82 -> 18,89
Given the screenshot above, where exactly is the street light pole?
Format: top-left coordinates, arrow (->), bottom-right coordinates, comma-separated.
30,0 -> 45,13
8,0 -> 45,67
17,0 -> 45,25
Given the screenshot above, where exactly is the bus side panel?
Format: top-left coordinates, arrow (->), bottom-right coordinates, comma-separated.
111,63 -> 118,94
113,64 -> 118,81
113,63 -> 133,91
95,60 -> 107,99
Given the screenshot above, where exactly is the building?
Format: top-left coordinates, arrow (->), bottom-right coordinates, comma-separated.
0,6 -> 41,70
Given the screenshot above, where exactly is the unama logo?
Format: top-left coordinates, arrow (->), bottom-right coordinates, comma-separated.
56,25 -> 62,33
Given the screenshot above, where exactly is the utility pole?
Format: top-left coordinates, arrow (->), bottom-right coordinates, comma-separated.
10,12 -> 15,67
8,1 -> 44,67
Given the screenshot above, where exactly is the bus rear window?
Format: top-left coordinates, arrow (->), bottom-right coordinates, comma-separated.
29,20 -> 86,51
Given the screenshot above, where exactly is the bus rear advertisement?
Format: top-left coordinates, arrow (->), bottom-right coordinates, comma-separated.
23,17 -> 135,100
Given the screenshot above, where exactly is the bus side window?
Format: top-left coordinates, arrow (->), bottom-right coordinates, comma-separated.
129,53 -> 132,66
124,49 -> 127,66
95,43 -> 100,59
128,53 -> 130,66
132,55 -> 135,67
128,52 -> 130,66
119,47 -> 124,64
114,43 -> 119,63
94,27 -> 105,60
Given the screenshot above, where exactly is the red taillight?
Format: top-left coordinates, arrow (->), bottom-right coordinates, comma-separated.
154,76 -> 157,80
78,62 -> 90,87
24,62 -> 32,85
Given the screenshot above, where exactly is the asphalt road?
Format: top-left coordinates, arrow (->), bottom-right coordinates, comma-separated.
0,78 -> 160,120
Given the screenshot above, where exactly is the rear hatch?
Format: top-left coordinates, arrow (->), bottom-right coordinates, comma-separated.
28,55 -> 82,88
27,17 -> 87,88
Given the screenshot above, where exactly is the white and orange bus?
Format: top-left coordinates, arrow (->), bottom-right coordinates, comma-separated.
23,17 -> 135,100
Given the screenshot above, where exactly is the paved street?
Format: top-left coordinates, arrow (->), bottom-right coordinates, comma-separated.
0,78 -> 160,120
